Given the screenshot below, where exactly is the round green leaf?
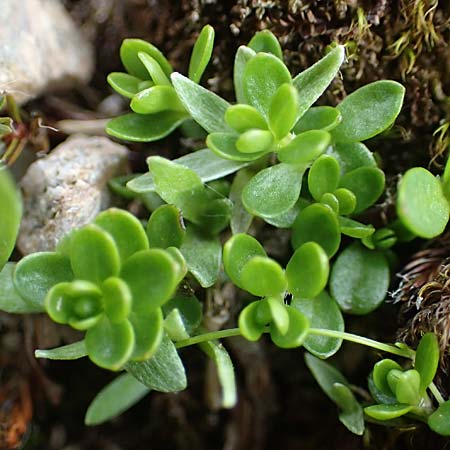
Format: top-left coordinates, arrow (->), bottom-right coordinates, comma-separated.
106,111 -> 187,142
225,104 -> 267,133
129,308 -> 164,360
277,130 -> 331,165
327,142 -> 377,174
240,256 -> 287,297
137,52 -> 171,86
334,188 -> 357,215
265,297 -> 290,335
188,24 -> 215,83
162,295 -> 202,334
121,249 -> 179,314
330,242 -> 389,315
248,30 -> 283,59
86,316 -> 135,371
286,242 -> 329,298
223,233 -> 266,289
373,359 -> 402,396
147,205 -> 186,249
242,163 -> 304,218
0,167 -> 22,269
242,53 -> 292,118
291,203 -> 341,257
131,85 -> 183,114
292,291 -> 344,359
207,132 -> 266,162
165,247 -> 188,283
234,45 -> 256,104
320,193 -> 339,214
95,208 -> 149,263
268,83 -> 298,140
428,400 -> 450,436
293,106 -> 342,134
107,72 -> 147,99
308,155 -> 340,201
120,39 -> 172,79
14,252 -> 74,309
71,224 -> 120,284
397,167 -> 449,239
415,332 -> 440,392
236,129 -> 273,154
339,217 -> 375,239
364,404 -> 412,421
394,369 -> 421,405
270,306 -> 309,349
339,167 -> 385,213
331,80 -> 405,143
239,301 -> 266,341
102,277 -> 132,323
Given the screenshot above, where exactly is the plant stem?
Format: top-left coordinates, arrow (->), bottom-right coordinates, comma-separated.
429,381 -> 445,405
308,328 -> 415,359
175,327 -> 415,360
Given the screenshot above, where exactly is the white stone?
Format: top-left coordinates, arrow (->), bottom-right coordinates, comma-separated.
18,135 -> 129,254
0,0 -> 94,104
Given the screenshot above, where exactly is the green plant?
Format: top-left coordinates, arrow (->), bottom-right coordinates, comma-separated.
2,25 -> 450,437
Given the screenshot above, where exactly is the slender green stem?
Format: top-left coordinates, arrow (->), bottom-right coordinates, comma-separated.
429,381 -> 445,405
308,328 -> 415,359
175,326 -> 415,360
175,328 -> 241,348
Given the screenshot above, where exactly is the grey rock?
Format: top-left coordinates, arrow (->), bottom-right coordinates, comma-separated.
18,135 -> 129,255
0,0 -> 93,104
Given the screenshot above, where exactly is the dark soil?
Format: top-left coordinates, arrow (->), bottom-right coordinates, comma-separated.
2,1 -> 450,449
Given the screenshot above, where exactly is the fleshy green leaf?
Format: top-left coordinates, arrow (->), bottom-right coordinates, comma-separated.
277,130 -> 330,165
331,383 -> 365,435
199,340 -> 237,409
242,53 -> 292,118
264,198 -> 307,229
264,297 -> 290,335
339,217 -> 375,239
0,167 -> 22,269
71,225 -> 120,283
223,233 -> 266,289
236,129 -> 273,154
126,334 -> 187,391
415,332 -> 440,392
239,301 -> 267,341
121,249 -> 179,313
373,359 -> 402,397
85,373 -> 150,426
242,163 -> 304,218
129,309 -> 164,360
230,169 -> 254,234
131,85 -> 183,114
35,340 -> 87,360
293,45 -> 345,121
286,242 -> 329,299
248,30 -> 283,59
102,277 -> 132,323
147,205 -> 186,249
106,111 -> 187,142
128,149 -> 249,194
189,25 -> 215,83
320,193 -> 339,214
428,400 -> 450,436
162,295 -> 202,334
334,188 -> 357,215
291,203 -> 341,257
14,252 -> 74,309
234,46 -> 256,104
268,83 -> 298,139
327,142 -> 377,174
137,52 -> 171,85
225,104 -> 267,133
339,167 -> 385,213
172,73 -> 231,133
308,155 -> 340,201
86,316 -> 135,371
364,404 -> 412,421
331,80 -> 405,143
120,39 -> 172,79
397,167 -> 449,239
330,242 -> 389,315
293,106 -> 342,134
94,208 -> 149,262
180,226 -> 221,288
270,306 -> 309,349
240,256 -> 286,297
207,132 -> 266,162
292,291 -> 344,359
0,263 -> 43,313
107,72 -> 145,98
394,369 -> 421,405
